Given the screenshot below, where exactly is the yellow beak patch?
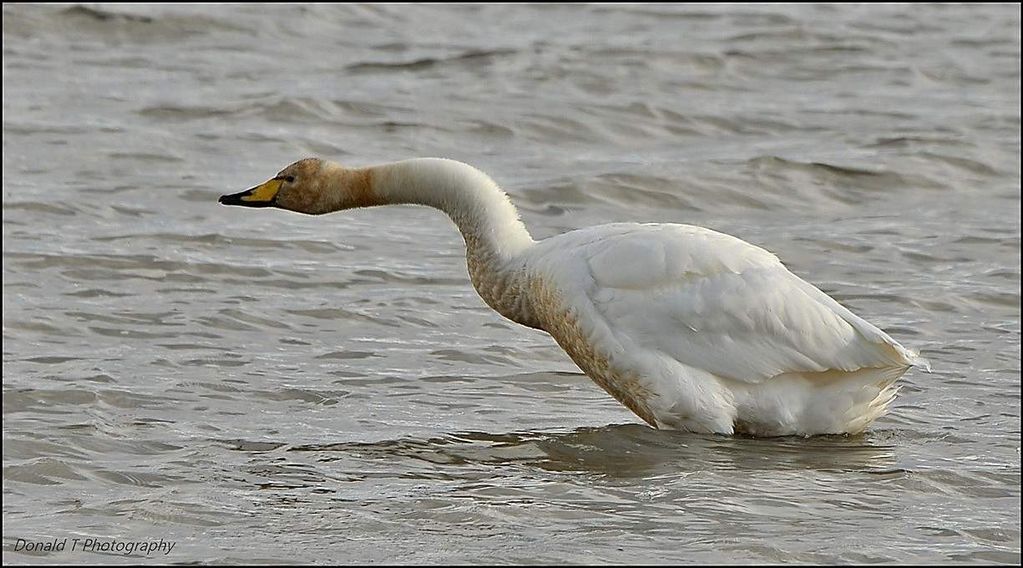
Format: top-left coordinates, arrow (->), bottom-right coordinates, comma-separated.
242,179 -> 283,202
219,178 -> 282,208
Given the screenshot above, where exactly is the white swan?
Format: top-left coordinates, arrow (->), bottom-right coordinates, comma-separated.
220,157 -> 928,436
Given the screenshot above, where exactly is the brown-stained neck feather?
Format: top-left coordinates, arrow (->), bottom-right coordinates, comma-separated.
345,167 -> 378,208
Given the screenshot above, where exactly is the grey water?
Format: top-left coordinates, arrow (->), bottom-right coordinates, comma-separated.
3,3 -> 1019,564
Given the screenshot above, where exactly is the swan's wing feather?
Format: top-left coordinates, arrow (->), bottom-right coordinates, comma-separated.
571,225 -> 913,384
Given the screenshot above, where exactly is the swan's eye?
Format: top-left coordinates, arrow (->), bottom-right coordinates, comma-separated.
283,175 -> 295,183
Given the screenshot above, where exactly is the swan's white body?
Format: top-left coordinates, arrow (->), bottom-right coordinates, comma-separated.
521,222 -> 924,435
223,157 -> 928,436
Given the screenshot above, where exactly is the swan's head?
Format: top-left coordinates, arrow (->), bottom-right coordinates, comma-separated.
219,158 -> 378,215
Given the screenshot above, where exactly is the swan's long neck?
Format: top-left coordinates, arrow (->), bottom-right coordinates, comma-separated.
366,158 -> 541,328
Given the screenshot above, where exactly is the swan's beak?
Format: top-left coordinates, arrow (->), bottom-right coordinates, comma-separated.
219,178 -> 282,208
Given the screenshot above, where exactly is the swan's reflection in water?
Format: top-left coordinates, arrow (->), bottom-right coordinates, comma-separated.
228,423 -> 899,481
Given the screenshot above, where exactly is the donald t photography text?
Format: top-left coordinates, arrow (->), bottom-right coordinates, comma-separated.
13,537 -> 176,557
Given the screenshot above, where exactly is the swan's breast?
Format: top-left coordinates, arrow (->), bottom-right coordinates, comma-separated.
526,274 -> 660,427
465,246 -> 544,330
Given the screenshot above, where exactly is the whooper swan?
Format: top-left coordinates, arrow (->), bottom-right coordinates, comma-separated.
219,157 -> 928,436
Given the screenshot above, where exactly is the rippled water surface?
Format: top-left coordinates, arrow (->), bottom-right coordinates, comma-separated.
3,3 -> 1020,564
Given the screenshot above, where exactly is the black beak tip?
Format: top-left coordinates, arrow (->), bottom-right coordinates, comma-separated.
218,190 -> 275,208
219,193 -> 244,206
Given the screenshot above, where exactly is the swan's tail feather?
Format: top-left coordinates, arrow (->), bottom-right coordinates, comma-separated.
734,364 -> 912,436
909,352 -> 932,373
833,365 -> 907,435
896,344 -> 931,373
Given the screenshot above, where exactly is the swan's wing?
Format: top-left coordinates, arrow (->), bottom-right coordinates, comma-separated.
567,224 -> 918,384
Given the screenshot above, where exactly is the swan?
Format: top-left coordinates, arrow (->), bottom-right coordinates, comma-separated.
219,157 -> 928,436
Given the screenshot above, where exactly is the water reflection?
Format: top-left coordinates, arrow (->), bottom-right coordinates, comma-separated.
225,424 -> 899,479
